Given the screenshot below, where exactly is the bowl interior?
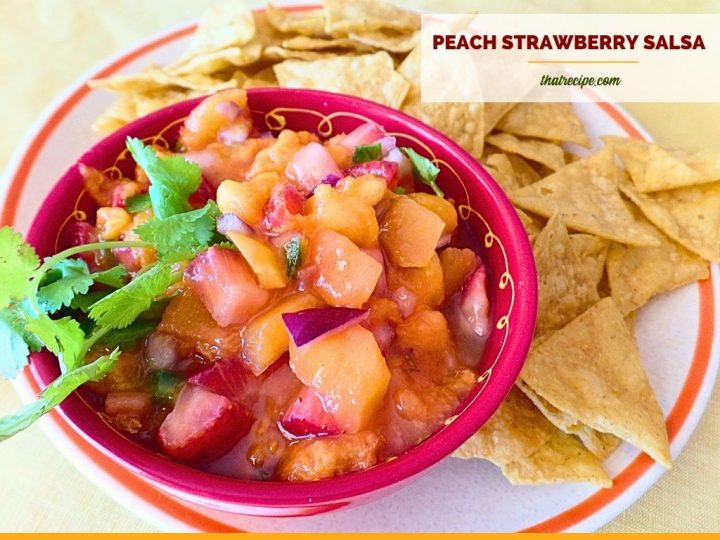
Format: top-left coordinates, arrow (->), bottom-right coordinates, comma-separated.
26,88 -> 537,508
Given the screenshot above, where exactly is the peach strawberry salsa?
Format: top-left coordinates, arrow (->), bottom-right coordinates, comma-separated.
0,89 -> 491,482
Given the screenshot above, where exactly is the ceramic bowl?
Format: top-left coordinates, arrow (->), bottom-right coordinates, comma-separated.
26,87 -> 537,516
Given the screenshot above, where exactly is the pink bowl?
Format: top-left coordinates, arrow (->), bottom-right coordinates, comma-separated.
26,88 -> 537,516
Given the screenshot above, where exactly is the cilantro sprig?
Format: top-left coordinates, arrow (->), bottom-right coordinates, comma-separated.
401,147 -> 444,198
0,138 -> 221,440
352,142 -> 383,164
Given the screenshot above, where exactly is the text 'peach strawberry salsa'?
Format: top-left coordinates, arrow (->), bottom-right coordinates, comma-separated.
0,89 -> 491,482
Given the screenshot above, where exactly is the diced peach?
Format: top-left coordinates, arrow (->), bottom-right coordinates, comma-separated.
185,247 -> 271,327
408,192 -> 458,234
337,174 -> 387,206
242,293 -> 324,375
216,173 -> 279,227
289,324 -> 390,433
286,142 -> 342,193
85,351 -> 145,394
158,288 -> 242,359
248,130 -> 318,178
225,231 -> 288,289
185,139 -> 273,188
276,431 -> 380,482
396,309 -> 452,355
379,197 -> 445,268
309,184 -> 379,247
158,384 -> 253,462
439,247 -> 478,298
179,89 -> 251,151
309,229 -> 383,308
96,207 -> 132,240
105,390 -> 152,418
386,253 -> 445,308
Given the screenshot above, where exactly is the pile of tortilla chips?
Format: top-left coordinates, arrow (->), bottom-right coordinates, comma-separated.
90,0 -> 719,488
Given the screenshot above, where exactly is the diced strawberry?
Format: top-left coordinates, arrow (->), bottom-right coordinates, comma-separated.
66,221 -> 99,268
187,356 -> 255,405
286,142 -> 342,193
339,122 -> 385,149
188,178 -> 216,209
113,246 -> 150,273
184,247 -> 271,327
261,184 -> 305,234
460,262 -> 491,338
281,386 -> 342,438
158,384 -> 253,462
344,160 -> 399,189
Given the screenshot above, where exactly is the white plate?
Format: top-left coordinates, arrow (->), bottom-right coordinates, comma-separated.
3,15 -> 719,533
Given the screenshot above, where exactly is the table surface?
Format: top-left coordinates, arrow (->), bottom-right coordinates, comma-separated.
1,0 -> 719,533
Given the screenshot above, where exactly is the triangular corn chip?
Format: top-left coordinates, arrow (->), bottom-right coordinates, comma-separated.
533,214 -> 600,336
497,103 -> 591,148
486,132 -> 565,171
519,298 -> 672,467
323,0 -> 420,35
569,233 -> 609,288
510,148 -> 660,246
619,178 -> 720,262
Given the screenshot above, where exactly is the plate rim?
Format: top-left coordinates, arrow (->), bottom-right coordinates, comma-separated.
2,11 -> 718,534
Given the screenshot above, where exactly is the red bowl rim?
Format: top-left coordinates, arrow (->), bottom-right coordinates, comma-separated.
26,87 -> 537,508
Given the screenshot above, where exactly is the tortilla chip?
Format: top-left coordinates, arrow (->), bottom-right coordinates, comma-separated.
569,233 -> 609,287
496,103 -> 591,148
264,46 -> 335,61
167,45 -> 263,76
453,387 -> 556,463
604,135 -> 720,192
273,51 -> 409,108
133,88 -> 205,118
280,36 -> 364,51
506,154 -> 542,185
183,1 -> 256,57
398,48 -> 484,157
519,297 -> 672,467
515,208 -> 543,242
348,30 -> 419,53
90,68 -> 237,94
607,231 -> 709,315
485,133 -> 565,171
455,388 -> 610,487
517,381 -> 621,461
484,154 -> 520,192
619,179 -> 720,262
501,431 -> 612,487
483,103 -> 515,135
266,5 -> 326,36
510,148 -> 660,246
533,214 -> 600,336
324,0 -> 420,35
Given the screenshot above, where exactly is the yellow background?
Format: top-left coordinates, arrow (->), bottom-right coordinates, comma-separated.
0,0 -> 718,532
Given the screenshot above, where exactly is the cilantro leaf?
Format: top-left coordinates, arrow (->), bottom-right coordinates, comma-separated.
37,259 -> 94,313
125,193 -> 152,213
0,348 -> 120,442
135,201 -> 219,262
283,236 -> 303,278
126,137 -> 201,219
101,319 -> 159,350
0,309 -> 31,379
0,227 -> 40,308
70,290 -> 112,313
26,315 -> 85,373
352,142 -> 383,164
393,187 -> 407,194
88,263 -> 175,329
400,147 -> 444,198
93,265 -> 128,288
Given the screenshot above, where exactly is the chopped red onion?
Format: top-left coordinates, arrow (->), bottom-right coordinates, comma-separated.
282,307 -> 369,348
215,101 -> 241,121
321,173 -> 341,187
217,213 -> 253,236
385,147 -> 412,179
392,286 -> 417,319
377,136 -> 397,156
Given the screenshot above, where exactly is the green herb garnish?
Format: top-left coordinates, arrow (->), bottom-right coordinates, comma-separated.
283,236 -> 303,278
0,138 -> 218,440
352,142 -> 383,164
125,193 -> 152,213
393,187 -> 407,195
400,147 -> 444,198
